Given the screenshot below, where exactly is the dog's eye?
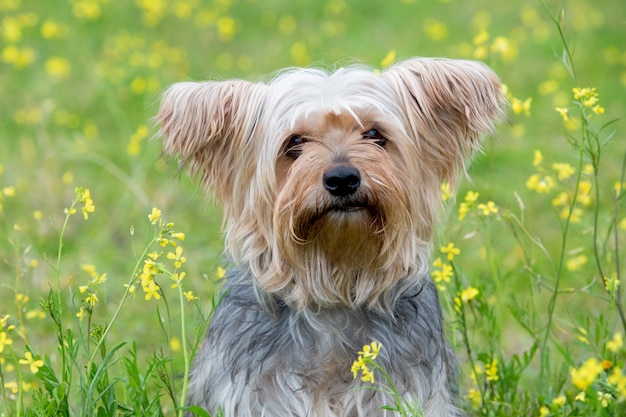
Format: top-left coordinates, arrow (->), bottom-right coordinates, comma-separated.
285,135 -> 306,159
363,128 -> 387,147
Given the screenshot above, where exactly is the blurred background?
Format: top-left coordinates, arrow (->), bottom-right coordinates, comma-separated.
0,0 -> 624,408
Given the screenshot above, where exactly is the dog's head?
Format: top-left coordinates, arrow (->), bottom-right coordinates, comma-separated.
157,58 -> 504,311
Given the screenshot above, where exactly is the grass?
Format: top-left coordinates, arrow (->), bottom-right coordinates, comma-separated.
0,0 -> 625,415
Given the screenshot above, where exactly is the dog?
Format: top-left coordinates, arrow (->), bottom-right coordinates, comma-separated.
157,57 -> 503,417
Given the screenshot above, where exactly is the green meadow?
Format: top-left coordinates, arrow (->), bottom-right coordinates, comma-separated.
0,0 -> 625,415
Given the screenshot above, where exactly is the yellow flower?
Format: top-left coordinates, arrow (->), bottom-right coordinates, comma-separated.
75,188 -> 95,220
551,192 -> 570,207
511,97 -> 532,116
217,17 -> 236,41
170,271 -> 186,288
532,150 -> 543,167
485,358 -> 499,381
552,395 -> 566,407
85,293 -> 98,307
453,296 -> 462,314
130,76 -> 147,94
183,291 -> 198,301
570,358 -> 603,390
15,293 -> 29,304
464,191 -> 480,203
2,186 -> 15,197
465,388 -> 482,409
215,266 -> 226,279
490,36 -> 513,58
440,182 -> 451,201
608,368 -> 626,398
148,207 -> 161,224
26,310 -> 46,320
592,105 -> 604,115
555,107 -> 569,122
72,0 -> 102,20
577,181 -> 593,206
360,366 -> 375,383
565,255 -> 587,272
559,207 -> 582,223
81,263 -> 97,278
573,87 -> 594,101
45,57 -> 71,80
477,201 -> 498,216
605,273 -> 621,293
352,342 -> 382,384
19,351 -> 44,374
351,355 -> 365,379
143,280 -> 161,301
615,182 -> 626,197
359,341 -> 381,360
440,243 -> 460,261
170,336 -> 182,352
575,391 -> 586,403
526,174 -> 555,193
424,19 -> 448,41
41,20 -> 66,39
473,29 -> 489,45
552,162 -> 575,180
167,246 -> 187,268
539,79 -> 558,95
461,287 -> 479,302
539,406 -> 550,417
458,202 -> 470,221
597,391 -> 611,407
380,49 -> 396,68
606,333 -> 623,353
576,327 -> 590,345
4,380 -> 18,394
2,45 -> 35,68
171,232 -> 185,241
0,331 -> 13,353
127,124 -> 150,155
432,264 -> 453,284
76,307 -> 85,320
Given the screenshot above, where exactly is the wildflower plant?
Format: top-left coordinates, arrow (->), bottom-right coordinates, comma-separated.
351,342 -> 424,417
0,189 -> 210,417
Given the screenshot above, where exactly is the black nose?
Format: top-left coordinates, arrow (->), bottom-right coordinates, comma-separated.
323,166 -> 361,197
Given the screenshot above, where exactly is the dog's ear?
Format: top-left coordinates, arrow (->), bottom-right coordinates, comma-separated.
157,80 -> 266,205
382,58 -> 504,183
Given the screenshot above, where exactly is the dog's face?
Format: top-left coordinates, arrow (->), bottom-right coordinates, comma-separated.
158,58 -> 503,310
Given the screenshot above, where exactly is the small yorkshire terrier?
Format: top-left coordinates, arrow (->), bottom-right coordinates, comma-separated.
157,57 -> 503,417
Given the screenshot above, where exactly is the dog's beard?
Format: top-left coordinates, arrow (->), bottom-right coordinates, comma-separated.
290,191 -> 386,270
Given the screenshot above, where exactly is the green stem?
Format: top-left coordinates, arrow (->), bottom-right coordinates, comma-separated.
53,198 -> 80,392
55,201 -> 78,319
539,112 -> 586,382
540,1 -> 577,83
86,234 -> 159,371
450,262 -> 482,403
177,285 -> 191,417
